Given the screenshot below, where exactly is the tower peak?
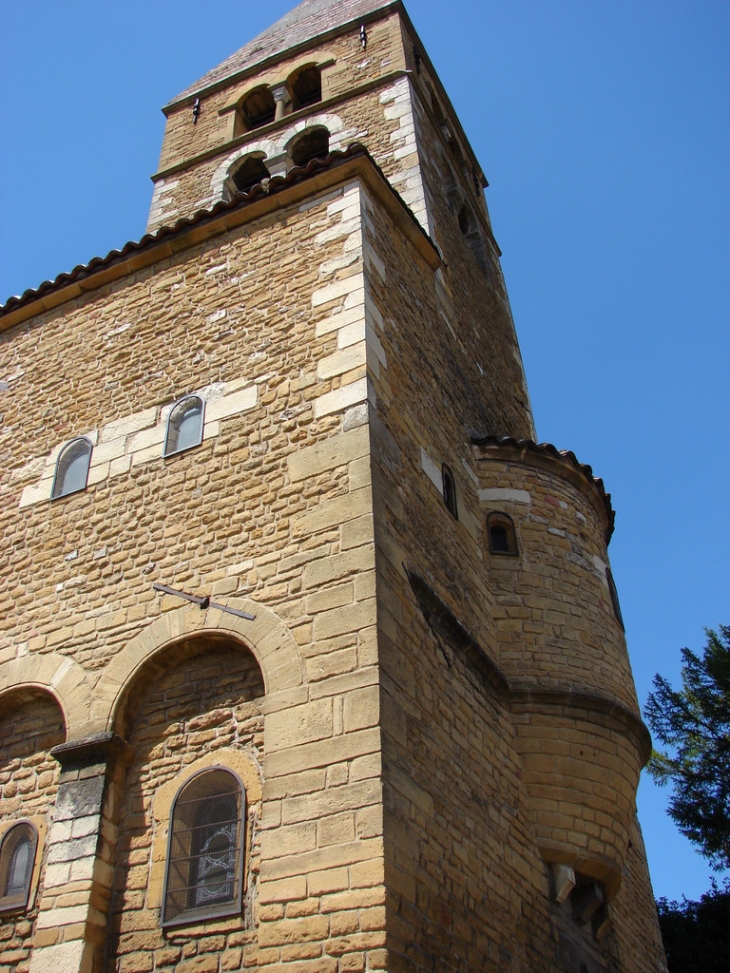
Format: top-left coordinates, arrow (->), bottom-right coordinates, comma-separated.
167,0 -> 400,108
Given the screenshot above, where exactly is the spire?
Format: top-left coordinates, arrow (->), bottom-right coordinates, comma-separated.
167,0 -> 399,108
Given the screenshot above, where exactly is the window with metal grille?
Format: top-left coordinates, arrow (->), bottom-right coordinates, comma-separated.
162,768 -> 245,927
164,395 -> 205,457
442,464 -> 458,520
0,822 -> 38,912
52,437 -> 93,499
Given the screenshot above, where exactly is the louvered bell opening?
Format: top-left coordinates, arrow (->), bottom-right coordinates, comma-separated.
163,769 -> 244,926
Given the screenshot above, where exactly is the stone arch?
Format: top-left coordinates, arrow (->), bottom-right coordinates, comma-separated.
280,111 -> 345,153
209,112 -> 347,205
0,653 -> 91,740
210,137 -> 280,202
93,598 -> 304,733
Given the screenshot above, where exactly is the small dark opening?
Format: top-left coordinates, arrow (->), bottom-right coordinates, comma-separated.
442,465 -> 458,520
232,155 -> 269,193
487,513 -> 518,556
458,205 -> 470,235
606,569 -> 625,631
290,66 -> 322,109
240,87 -> 276,129
290,127 -> 330,168
489,526 -> 509,553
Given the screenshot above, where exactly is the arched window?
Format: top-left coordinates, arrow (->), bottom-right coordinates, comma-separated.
487,512 -> 518,556
164,395 -> 204,457
231,153 -> 270,193
239,87 -> 276,130
289,126 -> 330,168
162,768 -> 245,927
442,465 -> 458,520
51,437 -> 93,499
0,822 -> 38,912
606,568 -> 625,631
289,65 -> 322,110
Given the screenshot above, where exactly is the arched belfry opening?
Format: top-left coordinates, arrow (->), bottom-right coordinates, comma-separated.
238,86 -> 276,131
289,126 -> 330,168
231,153 -> 270,193
289,64 -> 322,110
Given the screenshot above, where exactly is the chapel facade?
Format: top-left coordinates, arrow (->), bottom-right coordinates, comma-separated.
0,2 -> 667,971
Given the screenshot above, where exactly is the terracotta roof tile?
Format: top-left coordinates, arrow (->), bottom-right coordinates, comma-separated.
471,434 -> 616,540
0,144 -> 415,318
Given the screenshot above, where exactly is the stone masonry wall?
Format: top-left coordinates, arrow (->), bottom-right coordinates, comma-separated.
108,640 -> 265,971
0,693 -> 65,972
0,175 -> 390,972
358,137 -> 665,969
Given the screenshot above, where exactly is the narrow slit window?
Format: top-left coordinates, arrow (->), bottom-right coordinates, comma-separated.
606,568 -> 625,631
164,395 -> 204,457
0,822 -> 38,912
162,768 -> 245,927
442,465 -> 458,520
52,437 -> 93,499
487,512 -> 518,556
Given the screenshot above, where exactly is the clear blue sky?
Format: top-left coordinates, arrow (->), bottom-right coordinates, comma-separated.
1,0 -> 728,904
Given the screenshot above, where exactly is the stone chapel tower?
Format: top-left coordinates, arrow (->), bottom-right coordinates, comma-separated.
0,1 -> 667,971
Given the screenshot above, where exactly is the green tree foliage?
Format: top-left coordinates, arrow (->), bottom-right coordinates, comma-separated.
645,625 -> 730,870
656,880 -> 730,973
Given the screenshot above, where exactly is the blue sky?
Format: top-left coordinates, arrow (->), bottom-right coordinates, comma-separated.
1,1 -> 728,903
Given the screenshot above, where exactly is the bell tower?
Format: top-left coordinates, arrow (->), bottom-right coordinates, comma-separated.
0,2 -> 667,971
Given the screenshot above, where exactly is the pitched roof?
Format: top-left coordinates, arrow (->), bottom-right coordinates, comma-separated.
0,144 -> 439,324
168,0 -> 399,108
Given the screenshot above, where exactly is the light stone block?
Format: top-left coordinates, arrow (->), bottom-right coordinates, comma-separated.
99,408 -> 157,443
312,273 -> 365,309
205,385 -> 257,421
265,698 -> 334,752
478,487 -> 532,505
317,342 -> 367,380
315,304 -> 366,338
313,378 -> 368,419
29,941 -> 87,973
288,426 -> 369,483
420,448 -> 443,494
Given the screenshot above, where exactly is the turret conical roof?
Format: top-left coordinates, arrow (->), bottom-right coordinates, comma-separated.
167,0 -> 399,108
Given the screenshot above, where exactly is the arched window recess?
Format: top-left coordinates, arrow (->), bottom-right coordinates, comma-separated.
487,512 -> 519,556
162,768 -> 245,927
164,395 -> 205,458
51,436 -> 93,500
0,821 -> 38,913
